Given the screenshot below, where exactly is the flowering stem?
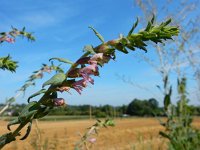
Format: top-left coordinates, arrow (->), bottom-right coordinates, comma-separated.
0,17 -> 179,149
66,51 -> 90,76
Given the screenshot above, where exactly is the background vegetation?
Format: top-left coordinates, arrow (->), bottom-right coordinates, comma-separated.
1,98 -> 200,119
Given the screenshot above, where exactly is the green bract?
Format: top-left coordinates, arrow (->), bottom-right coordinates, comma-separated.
42,73 -> 66,88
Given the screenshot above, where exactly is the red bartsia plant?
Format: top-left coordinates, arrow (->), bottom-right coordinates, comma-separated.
0,16 -> 179,148
0,27 -> 35,72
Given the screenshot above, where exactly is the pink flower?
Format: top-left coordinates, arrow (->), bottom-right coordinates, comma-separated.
70,62 -> 98,95
5,37 -> 15,43
68,68 -> 80,78
72,79 -> 87,87
98,55 -> 111,65
53,98 -> 65,106
80,73 -> 94,84
88,53 -> 103,64
89,53 -> 111,66
72,84 -> 83,94
88,138 -> 96,144
72,76 -> 94,94
72,79 -> 88,94
0,36 -> 14,43
79,63 -> 99,76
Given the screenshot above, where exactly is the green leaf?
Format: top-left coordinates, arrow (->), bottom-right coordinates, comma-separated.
83,45 -> 96,54
145,21 -> 152,31
89,26 -> 105,43
164,86 -> 172,110
164,75 -> 168,89
161,18 -> 172,27
27,89 -> 47,103
115,43 -> 129,54
20,121 -> 32,140
128,17 -> 139,36
42,73 -> 66,88
151,14 -> 155,24
126,45 -> 135,51
49,57 -> 74,65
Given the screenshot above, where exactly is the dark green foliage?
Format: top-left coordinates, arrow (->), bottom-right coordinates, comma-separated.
126,98 -> 160,116
0,55 -> 18,72
3,102 -> 200,118
148,98 -> 159,109
114,16 -> 179,54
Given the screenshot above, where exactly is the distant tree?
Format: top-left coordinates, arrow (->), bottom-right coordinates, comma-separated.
100,105 -> 113,116
148,98 -> 159,109
120,104 -> 128,114
126,98 -> 160,116
127,99 -> 143,116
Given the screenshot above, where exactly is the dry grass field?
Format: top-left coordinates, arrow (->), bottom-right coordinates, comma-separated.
0,117 -> 200,150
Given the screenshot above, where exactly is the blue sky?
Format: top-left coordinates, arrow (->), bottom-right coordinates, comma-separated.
0,0 -> 199,106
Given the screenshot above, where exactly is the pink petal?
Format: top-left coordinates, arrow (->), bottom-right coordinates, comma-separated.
89,53 -> 103,64
73,85 -> 83,94
5,37 -> 15,43
88,138 -> 96,143
73,79 -> 87,87
80,63 -> 98,75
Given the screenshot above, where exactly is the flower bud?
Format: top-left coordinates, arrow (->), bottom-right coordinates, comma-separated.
68,68 -> 80,78
107,39 -> 119,47
53,98 -> 65,106
76,57 -> 90,64
94,44 -> 110,53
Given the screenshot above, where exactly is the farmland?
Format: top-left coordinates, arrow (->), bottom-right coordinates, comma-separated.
0,117 -> 200,150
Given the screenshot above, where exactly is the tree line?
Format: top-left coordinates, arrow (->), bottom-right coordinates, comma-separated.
1,98 -> 200,118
